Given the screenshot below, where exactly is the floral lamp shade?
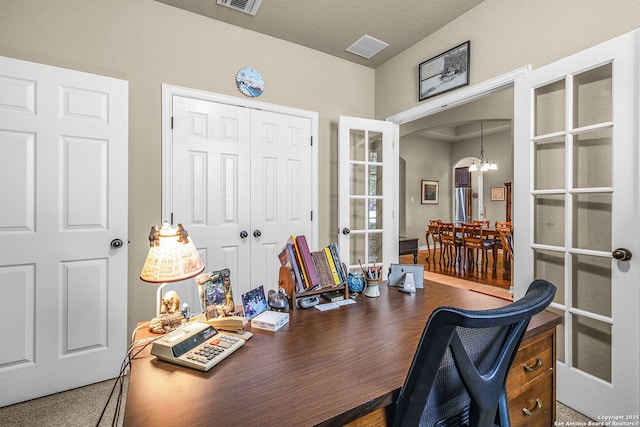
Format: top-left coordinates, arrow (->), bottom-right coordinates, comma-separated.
140,222 -> 205,283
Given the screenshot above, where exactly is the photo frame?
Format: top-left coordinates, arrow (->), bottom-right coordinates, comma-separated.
419,41 -> 470,101
421,180 -> 439,204
491,187 -> 505,201
195,268 -> 236,319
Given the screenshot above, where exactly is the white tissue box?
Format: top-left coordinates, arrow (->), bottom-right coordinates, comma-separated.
251,310 -> 289,332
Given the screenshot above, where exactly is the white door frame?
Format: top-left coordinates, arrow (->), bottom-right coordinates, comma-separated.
386,66 -> 531,126
386,66 -> 530,253
161,84 -> 319,246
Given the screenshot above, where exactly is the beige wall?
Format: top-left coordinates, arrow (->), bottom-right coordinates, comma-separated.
375,0 -> 640,120
0,0 -> 375,333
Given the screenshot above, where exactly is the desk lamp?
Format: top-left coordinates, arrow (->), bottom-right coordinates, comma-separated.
140,222 -> 205,316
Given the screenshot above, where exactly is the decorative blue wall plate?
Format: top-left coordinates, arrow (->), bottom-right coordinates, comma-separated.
236,67 -> 265,97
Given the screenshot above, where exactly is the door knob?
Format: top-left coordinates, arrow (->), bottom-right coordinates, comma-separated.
342,228 -> 351,235
240,230 -> 248,239
612,248 -> 632,261
253,230 -> 262,238
110,239 -> 124,249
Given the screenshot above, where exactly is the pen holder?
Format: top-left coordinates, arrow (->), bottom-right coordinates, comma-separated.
363,278 -> 381,298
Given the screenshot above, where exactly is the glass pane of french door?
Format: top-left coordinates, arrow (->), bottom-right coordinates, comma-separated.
348,129 -> 384,269
532,63 -> 613,382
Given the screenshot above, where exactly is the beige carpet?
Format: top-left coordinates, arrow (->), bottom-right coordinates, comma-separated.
0,377 -> 128,427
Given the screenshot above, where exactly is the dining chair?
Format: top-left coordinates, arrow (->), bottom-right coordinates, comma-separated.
461,223 -> 496,270
472,219 -> 490,229
391,279 -> 557,427
494,221 -> 511,231
438,222 -> 462,264
427,219 -> 443,260
498,228 -> 513,265
493,222 -> 513,264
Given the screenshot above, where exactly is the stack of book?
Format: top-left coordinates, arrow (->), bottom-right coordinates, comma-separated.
278,235 -> 347,294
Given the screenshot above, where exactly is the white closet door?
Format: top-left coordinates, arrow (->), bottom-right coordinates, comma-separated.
170,93 -> 314,305
250,110 -> 312,293
171,96 -> 251,307
0,56 -> 128,407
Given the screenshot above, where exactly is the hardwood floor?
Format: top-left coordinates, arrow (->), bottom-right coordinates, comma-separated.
399,246 -> 512,290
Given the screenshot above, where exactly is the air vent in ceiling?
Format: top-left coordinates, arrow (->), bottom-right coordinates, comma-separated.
216,0 -> 262,16
346,35 -> 389,59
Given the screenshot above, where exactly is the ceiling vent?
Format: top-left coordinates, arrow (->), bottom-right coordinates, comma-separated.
346,35 -> 389,59
216,0 -> 262,16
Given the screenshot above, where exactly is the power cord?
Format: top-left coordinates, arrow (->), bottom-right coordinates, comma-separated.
95,322 -> 160,427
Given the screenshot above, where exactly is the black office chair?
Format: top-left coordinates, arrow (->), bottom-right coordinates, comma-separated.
392,280 -> 556,427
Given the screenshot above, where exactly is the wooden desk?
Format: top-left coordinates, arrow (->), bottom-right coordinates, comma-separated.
124,282 -> 560,427
398,236 -> 418,263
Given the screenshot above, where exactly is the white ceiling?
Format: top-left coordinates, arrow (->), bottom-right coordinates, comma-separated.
153,0 -> 485,68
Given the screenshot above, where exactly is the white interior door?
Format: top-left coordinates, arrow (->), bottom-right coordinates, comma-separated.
338,116 -> 397,276
0,56 -> 128,407
514,31 -> 640,418
171,95 -> 251,307
169,90 -> 315,306
250,110 -> 313,292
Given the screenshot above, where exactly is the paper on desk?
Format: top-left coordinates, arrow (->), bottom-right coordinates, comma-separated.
314,299 -> 356,311
315,302 -> 340,311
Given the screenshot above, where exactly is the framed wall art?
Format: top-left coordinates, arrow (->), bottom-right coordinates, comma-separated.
419,41 -> 470,101
491,187 -> 505,201
421,180 -> 439,204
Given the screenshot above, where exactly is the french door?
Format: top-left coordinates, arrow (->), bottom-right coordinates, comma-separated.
514,30 -> 640,417
338,116 -> 397,276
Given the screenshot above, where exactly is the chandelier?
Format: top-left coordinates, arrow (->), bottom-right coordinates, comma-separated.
468,121 -> 498,172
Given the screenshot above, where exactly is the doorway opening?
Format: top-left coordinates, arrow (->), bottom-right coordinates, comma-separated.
392,75 -> 520,290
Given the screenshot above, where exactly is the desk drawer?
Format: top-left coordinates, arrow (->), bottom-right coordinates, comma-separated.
507,328 -> 554,391
508,369 -> 553,427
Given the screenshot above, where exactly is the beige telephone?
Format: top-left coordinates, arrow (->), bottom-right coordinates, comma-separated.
205,315 -> 247,331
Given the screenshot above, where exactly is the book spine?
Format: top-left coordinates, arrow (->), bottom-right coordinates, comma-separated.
296,235 -> 320,288
329,243 -> 346,285
287,243 -> 305,293
289,235 -> 309,290
311,250 -> 332,288
324,247 -> 341,285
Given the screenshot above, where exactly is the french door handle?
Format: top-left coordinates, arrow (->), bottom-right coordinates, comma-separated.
612,248 -> 632,261
342,228 -> 351,235
240,230 -> 248,239
253,230 -> 262,238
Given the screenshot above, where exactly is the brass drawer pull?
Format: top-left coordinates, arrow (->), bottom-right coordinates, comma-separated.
523,357 -> 544,372
522,398 -> 543,416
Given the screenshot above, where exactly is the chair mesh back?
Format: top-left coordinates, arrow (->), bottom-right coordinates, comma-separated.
392,280 -> 556,427
421,326 -> 508,426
